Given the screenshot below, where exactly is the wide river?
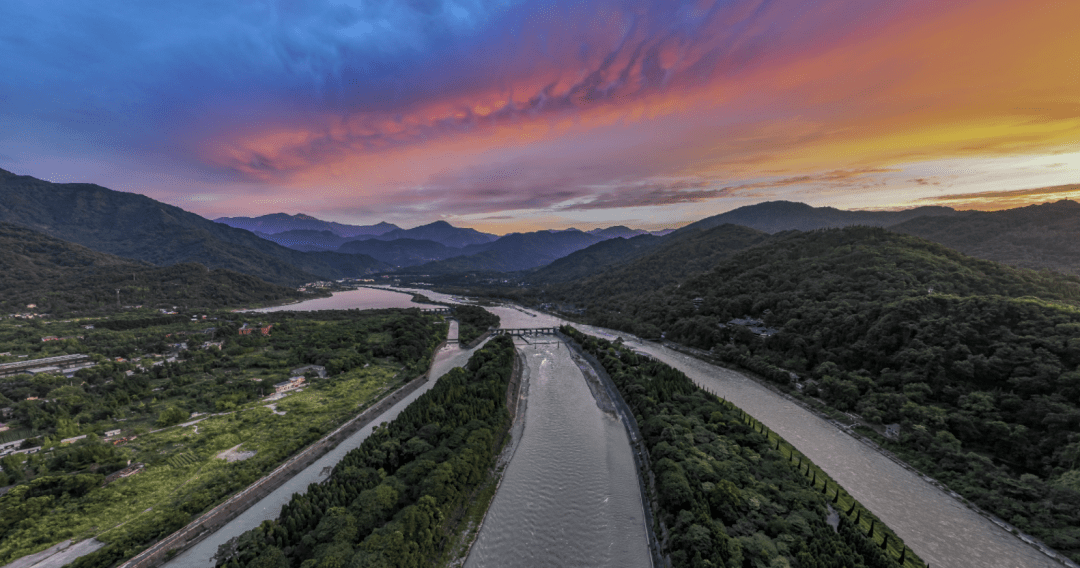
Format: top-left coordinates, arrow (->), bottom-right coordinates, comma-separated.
390,287 -> 1052,568
173,286 -> 1051,568
464,338 -> 651,568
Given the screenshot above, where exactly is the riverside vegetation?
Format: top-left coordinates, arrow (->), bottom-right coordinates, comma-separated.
0,308 -> 445,567
451,305 -> 499,345
552,227 -> 1080,562
216,336 -> 516,568
563,326 -> 923,568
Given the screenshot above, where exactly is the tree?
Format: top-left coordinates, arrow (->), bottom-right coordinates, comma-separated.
156,405 -> 188,427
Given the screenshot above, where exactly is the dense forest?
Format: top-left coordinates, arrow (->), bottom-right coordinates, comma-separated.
0,223 -> 310,314
453,305 -> 500,345
891,199 -> 1080,276
0,308 -> 447,567
556,227 -> 1080,561
564,326 -> 922,568
0,169 -> 390,287
217,336 -> 516,568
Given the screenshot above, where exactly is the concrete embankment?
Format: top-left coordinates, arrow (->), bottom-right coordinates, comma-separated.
117,363 -> 439,568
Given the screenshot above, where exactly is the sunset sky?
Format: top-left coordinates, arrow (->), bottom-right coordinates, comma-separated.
1,0 -> 1077,233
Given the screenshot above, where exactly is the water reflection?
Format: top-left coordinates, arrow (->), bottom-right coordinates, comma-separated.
257,286 -> 440,312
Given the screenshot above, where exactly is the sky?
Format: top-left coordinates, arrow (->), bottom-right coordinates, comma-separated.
1,0 -> 1077,233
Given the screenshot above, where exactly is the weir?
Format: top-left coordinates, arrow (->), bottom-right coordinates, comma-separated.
491,327 -> 558,336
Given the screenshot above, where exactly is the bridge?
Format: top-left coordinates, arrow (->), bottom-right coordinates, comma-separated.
492,327 -> 559,337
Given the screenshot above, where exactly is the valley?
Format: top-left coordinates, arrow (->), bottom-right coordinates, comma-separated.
3,171 -> 1080,567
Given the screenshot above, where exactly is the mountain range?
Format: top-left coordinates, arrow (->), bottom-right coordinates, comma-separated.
214,213 -> 399,237
0,168 -> 388,286
673,200 -> 958,234
4,165 -> 1080,302
221,216 -> 675,270
889,200 -> 1080,276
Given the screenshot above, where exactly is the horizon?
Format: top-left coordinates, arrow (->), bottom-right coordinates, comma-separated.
7,164 -> 1080,235
1,1 -> 1077,233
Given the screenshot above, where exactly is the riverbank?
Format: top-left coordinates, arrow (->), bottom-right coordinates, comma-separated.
658,340 -> 1080,568
441,348 -> 524,567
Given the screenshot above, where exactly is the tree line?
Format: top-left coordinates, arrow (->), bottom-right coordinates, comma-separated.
452,305 -> 499,345
217,336 -> 516,568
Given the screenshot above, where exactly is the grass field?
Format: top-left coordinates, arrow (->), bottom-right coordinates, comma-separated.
0,365 -> 401,564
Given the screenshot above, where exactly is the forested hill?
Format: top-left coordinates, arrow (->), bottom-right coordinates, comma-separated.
0,168 -> 389,286
563,227 -> 1080,561
531,223 -> 774,302
0,223 -> 305,313
674,200 -> 956,234
401,229 -> 607,273
524,233 -> 664,284
889,199 -> 1080,276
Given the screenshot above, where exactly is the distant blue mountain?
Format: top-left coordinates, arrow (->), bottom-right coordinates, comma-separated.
369,220 -> 499,248
215,213 -> 399,237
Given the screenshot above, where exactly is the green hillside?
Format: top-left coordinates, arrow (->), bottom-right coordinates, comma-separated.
533,223 -> 772,304
890,199 -> 1080,276
0,169 -> 389,286
560,227 -> 1080,561
524,233 -> 663,284
0,223 -> 305,313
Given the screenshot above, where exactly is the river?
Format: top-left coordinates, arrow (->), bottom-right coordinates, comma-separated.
386,289 -> 1051,568
592,332 -> 1054,568
176,287 -> 1053,568
463,339 -> 651,568
256,286 -> 441,312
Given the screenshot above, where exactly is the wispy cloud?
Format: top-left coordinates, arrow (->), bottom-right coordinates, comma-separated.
917,184 -> 1080,210
2,0 -> 1078,229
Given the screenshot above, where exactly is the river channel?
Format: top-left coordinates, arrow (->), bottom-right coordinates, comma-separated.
173,286 -> 1051,568
463,338 -> 651,568
384,288 -> 1052,568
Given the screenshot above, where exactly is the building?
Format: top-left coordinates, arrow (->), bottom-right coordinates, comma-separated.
60,434 -> 87,445
0,354 -> 94,378
273,376 -> 305,394
0,422 -> 9,433
290,365 -> 327,379
104,429 -> 122,438
239,323 -> 273,336
0,439 -> 25,453
722,316 -> 781,338
884,423 -> 902,440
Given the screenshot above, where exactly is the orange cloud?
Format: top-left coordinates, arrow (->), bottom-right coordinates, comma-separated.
917,184 -> 1080,211
196,0 -> 1079,227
